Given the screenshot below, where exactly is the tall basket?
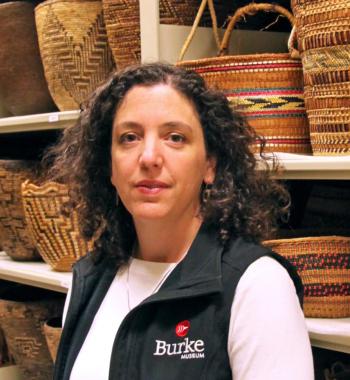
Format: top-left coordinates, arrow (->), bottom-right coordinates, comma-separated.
35,0 -> 115,111
292,0 -> 350,155
177,2 -> 311,154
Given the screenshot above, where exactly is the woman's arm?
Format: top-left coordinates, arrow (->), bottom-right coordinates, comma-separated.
228,256 -> 314,380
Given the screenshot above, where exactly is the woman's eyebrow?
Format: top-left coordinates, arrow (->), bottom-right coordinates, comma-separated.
162,121 -> 193,132
113,121 -> 142,130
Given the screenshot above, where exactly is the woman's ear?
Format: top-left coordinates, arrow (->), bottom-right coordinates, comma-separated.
204,156 -> 216,184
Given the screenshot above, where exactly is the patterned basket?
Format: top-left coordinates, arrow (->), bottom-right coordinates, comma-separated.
21,180 -> 92,271
0,1 -> 56,116
0,160 -> 41,261
43,317 -> 62,363
263,236 -> 350,318
177,2 -> 311,154
102,0 -> 214,69
291,0 -> 350,155
0,285 -> 64,380
35,0 -> 115,111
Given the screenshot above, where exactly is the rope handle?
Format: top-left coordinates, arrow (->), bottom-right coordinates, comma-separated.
219,3 -> 299,57
178,0 -> 220,61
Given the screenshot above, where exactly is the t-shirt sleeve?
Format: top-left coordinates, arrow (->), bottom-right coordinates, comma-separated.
228,256 -> 314,380
62,284 -> 72,326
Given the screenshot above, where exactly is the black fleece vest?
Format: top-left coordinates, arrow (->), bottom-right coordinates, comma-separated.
54,228 -> 303,380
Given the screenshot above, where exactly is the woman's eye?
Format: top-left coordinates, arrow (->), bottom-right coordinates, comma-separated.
168,133 -> 185,143
120,133 -> 138,143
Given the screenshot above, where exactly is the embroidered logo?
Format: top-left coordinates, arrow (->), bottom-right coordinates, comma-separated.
153,320 -> 205,360
175,320 -> 190,337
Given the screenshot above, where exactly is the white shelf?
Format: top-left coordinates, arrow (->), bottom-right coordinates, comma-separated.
306,318 -> 350,354
0,251 -> 349,353
0,110 -> 79,134
0,252 -> 71,293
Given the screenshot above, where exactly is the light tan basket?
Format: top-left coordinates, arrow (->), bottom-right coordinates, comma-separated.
177,2 -> 311,154
292,0 -> 350,155
43,317 -> 62,363
35,0 -> 115,111
102,0 -> 209,69
21,180 -> 92,271
263,236 -> 350,318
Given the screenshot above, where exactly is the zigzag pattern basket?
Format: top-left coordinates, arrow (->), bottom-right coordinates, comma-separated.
177,3 -> 311,154
102,0 -> 208,69
0,160 -> 41,261
35,0 -> 115,111
292,0 -> 350,155
263,236 -> 350,318
21,180 -> 92,271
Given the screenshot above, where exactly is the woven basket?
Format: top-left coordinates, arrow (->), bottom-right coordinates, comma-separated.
0,160 -> 41,261
43,317 -> 62,363
177,2 -> 311,154
291,0 -> 350,155
21,180 -> 92,271
35,0 -> 115,111
263,236 -> 350,318
102,0 -> 213,69
0,2 -> 56,116
0,285 -> 64,380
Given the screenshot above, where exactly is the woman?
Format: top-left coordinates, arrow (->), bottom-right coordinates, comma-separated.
47,63 -> 313,379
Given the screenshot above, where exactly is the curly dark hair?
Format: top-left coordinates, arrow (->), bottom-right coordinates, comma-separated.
43,62 -> 290,264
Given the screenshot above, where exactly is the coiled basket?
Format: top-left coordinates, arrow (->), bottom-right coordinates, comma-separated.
264,236 -> 350,318
21,180 -> 92,271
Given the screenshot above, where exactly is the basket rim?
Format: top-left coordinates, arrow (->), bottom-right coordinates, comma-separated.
21,180 -> 68,195
35,0 -> 100,11
264,235 -> 350,244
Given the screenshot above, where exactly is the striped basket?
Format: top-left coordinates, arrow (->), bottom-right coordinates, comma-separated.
177,2 -> 311,154
263,236 -> 350,318
102,0 -> 213,69
21,180 -> 92,271
292,0 -> 350,155
35,0 -> 115,111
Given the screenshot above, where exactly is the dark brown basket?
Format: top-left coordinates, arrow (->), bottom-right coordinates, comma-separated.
102,0 -> 207,69
21,180 -> 92,271
35,0 -> 115,111
291,0 -> 350,155
263,236 -> 350,318
0,160 -> 41,261
0,284 -> 64,380
177,2 -> 311,154
43,317 -> 62,363
0,1 -> 56,116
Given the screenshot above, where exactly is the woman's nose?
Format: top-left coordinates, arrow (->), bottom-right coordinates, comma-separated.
139,137 -> 163,168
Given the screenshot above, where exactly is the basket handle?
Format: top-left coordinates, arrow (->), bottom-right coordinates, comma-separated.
219,3 -> 299,57
178,0 -> 221,61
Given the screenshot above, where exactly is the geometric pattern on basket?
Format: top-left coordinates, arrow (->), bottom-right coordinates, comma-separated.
13,337 -> 42,359
36,0 -> 114,110
21,181 -> 92,271
263,236 -> 350,317
0,162 -> 39,260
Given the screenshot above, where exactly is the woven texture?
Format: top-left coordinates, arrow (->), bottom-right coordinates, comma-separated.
21,181 -> 92,271
177,3 -> 311,154
43,317 -> 62,363
0,287 -> 64,380
102,0 -> 205,69
0,2 -> 56,116
35,0 -> 115,111
292,0 -> 350,155
264,236 -> 350,318
0,161 -> 41,261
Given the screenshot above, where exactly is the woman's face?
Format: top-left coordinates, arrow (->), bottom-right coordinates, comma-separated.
110,84 -> 216,224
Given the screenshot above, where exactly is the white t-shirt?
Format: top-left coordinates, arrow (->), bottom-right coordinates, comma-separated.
63,256 -> 314,380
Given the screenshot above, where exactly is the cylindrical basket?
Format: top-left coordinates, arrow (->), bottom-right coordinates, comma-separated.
0,1 -> 56,116
177,2 -> 311,154
35,0 -> 115,111
263,236 -> 350,318
0,160 -> 41,261
0,284 -> 64,380
21,180 -> 92,271
102,0 -> 212,69
291,0 -> 350,155
43,317 -> 62,363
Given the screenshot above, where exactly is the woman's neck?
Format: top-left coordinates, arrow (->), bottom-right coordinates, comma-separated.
133,216 -> 202,263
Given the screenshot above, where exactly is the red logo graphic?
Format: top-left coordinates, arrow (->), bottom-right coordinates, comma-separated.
175,320 -> 190,337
